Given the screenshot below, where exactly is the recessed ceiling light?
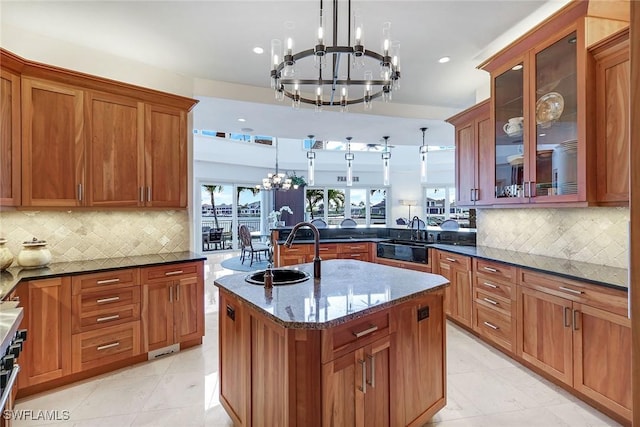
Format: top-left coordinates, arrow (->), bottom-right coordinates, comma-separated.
438,56 -> 450,64
253,47 -> 264,54
237,118 -> 246,122
512,64 -> 523,71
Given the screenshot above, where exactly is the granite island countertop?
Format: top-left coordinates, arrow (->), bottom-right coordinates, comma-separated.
0,251 -> 206,300
214,259 -> 449,329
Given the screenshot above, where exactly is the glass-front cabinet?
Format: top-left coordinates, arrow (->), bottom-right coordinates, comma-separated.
490,26 -> 581,205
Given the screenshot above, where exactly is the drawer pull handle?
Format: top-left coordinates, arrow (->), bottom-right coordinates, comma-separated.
350,254 -> 361,257
564,307 -> 571,327
165,270 -> 184,276
319,248 -> 329,251
97,278 -> 120,285
559,286 -> 583,295
96,296 -> 120,304
352,325 -> 378,338
445,257 -> 457,262
483,321 -> 499,330
97,342 -> 120,351
359,359 -> 367,393
97,314 -> 120,323
483,267 -> 498,273
483,297 -> 498,306
483,282 -> 498,289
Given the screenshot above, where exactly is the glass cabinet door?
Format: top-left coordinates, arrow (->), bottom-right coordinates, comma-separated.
533,31 -> 577,198
494,62 -> 525,199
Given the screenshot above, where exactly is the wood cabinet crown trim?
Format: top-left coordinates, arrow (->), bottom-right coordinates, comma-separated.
0,48 -> 198,111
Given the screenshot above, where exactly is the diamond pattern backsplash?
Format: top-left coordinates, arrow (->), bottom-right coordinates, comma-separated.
0,210 -> 190,265
477,207 -> 629,268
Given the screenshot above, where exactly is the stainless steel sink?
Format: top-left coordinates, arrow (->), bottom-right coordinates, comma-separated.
245,269 -> 310,286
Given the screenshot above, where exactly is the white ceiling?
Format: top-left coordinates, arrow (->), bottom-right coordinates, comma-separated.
1,0 -> 571,146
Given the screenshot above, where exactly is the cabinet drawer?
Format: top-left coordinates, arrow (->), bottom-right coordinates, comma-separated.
436,251 -> 471,270
73,286 -> 141,314
72,268 -> 139,294
475,259 -> 515,282
318,243 -> 339,254
475,276 -> 513,301
321,309 -> 389,363
141,262 -> 199,281
519,269 -> 628,317
475,288 -> 511,316
338,243 -> 370,253
338,252 -> 370,262
72,321 -> 141,373
279,245 -> 311,256
375,257 -> 432,273
474,305 -> 514,353
73,304 -> 140,333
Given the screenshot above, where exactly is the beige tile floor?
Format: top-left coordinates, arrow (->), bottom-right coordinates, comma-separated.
12,252 -> 622,427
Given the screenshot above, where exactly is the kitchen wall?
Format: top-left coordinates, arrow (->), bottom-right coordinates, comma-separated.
0,210 -> 190,265
477,207 -> 629,268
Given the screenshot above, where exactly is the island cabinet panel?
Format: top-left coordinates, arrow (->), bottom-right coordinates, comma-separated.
276,244 -> 311,267
143,104 -> 187,208
337,243 -> 372,262
85,91 -> 144,207
516,269 -> 631,424
391,291 -> 446,427
218,290 -> 249,426
21,77 -> 84,207
318,243 -> 340,260
16,277 -> 72,389
0,69 -> 21,206
141,262 -> 204,351
433,250 -> 472,328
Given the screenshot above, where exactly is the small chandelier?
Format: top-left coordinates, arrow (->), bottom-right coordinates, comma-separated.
257,140 -> 293,190
345,136 -> 354,187
270,0 -> 400,111
381,135 -> 391,186
419,127 -> 428,183
306,134 -> 316,186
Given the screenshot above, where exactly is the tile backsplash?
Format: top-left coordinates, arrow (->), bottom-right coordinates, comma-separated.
0,210 -> 190,266
477,207 -> 629,268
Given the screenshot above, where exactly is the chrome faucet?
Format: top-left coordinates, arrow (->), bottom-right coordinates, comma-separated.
284,221 -> 321,279
411,215 -> 422,241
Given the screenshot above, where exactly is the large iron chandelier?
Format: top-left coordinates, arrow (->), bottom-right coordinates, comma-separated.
258,140 -> 293,190
270,0 -> 400,111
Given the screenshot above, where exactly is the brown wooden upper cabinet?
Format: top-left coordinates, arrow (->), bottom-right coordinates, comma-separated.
0,69 -> 21,206
1,48 -> 197,209
446,100 -> 492,206
474,1 -> 629,207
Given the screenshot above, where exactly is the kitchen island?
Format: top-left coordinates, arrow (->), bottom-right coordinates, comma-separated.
215,259 -> 449,427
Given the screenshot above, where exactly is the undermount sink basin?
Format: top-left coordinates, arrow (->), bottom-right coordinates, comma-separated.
245,269 -> 310,286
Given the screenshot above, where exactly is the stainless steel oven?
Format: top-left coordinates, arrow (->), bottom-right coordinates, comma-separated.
376,240 -> 428,264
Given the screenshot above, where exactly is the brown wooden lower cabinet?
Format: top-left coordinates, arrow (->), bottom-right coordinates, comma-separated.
276,242 -> 373,266
433,250 -> 472,328
218,288 -> 446,427
516,270 -> 631,424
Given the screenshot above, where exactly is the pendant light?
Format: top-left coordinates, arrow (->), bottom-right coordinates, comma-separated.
381,136 -> 391,186
345,136 -> 354,187
306,134 -> 316,186
419,127 -> 428,183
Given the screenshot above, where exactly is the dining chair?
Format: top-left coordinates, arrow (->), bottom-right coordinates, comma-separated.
310,218 -> 327,228
238,224 -> 270,266
339,218 -> 357,228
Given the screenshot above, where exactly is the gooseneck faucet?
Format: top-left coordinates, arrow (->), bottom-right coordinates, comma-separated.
411,215 -> 422,241
284,222 -> 321,279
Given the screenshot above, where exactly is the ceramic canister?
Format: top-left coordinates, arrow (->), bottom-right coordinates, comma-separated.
0,238 -> 14,270
17,237 -> 52,269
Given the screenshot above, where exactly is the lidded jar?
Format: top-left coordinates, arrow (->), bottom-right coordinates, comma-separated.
0,238 -> 14,271
17,237 -> 52,269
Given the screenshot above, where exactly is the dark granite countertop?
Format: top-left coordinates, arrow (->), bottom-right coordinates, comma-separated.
430,244 -> 628,291
0,251 -> 206,300
214,259 -> 449,329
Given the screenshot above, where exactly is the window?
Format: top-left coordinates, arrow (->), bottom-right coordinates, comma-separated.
305,187 -> 386,226
424,187 -> 472,228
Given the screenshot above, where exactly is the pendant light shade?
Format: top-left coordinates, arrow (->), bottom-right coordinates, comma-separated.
307,134 -> 316,186
345,137 -> 354,187
381,136 -> 391,186
419,127 -> 428,183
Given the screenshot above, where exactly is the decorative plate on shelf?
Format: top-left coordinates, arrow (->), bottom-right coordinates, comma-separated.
536,91 -> 564,128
